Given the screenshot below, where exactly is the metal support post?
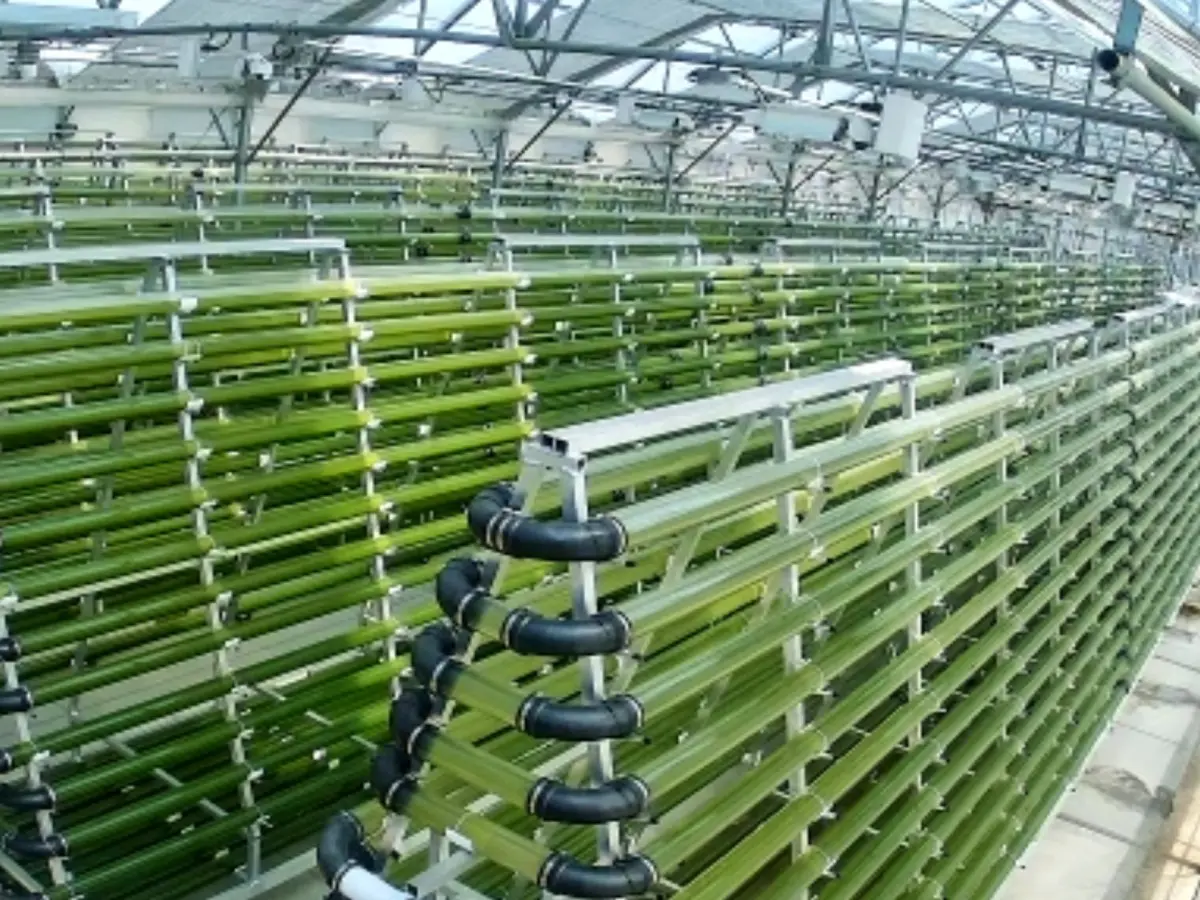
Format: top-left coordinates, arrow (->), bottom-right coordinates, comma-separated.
900,374 -> 924,779
169,302 -> 263,883
246,47 -> 332,168
663,139 -> 678,212
561,455 -> 620,863
490,129 -> 510,192
772,407 -> 807,870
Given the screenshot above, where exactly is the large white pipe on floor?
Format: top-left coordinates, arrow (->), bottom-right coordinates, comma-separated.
1097,49 -> 1200,144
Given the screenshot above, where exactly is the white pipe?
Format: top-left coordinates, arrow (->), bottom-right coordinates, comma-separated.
339,867 -> 416,900
1097,49 -> 1200,144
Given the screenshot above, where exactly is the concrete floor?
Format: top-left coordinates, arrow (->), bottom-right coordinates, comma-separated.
999,584 -> 1200,900
257,870 -> 326,900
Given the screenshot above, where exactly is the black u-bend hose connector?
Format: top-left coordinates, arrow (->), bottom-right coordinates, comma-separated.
1,831 -> 66,861
538,851 -> 659,900
0,783 -> 54,813
391,692 -> 649,824
372,745 -> 656,900
411,623 -> 643,741
436,557 -> 632,657
0,637 -> 21,663
466,484 -> 627,562
0,688 -> 32,716
317,812 -> 415,900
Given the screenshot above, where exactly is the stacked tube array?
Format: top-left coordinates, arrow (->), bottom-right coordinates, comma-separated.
0,253 -> 1168,900
330,301 -> 1200,900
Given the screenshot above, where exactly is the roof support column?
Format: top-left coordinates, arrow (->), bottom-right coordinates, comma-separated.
779,147 -> 800,218
490,128 -> 509,191
813,0 -> 836,67
232,36 -> 256,204
663,139 -> 678,212
505,100 -> 573,173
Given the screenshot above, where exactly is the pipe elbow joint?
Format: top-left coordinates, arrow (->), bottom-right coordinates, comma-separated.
371,745 -> 418,815
467,483 -> 627,562
517,693 -> 643,740
436,556 -> 633,656
317,812 -> 416,900
411,622 -> 465,696
538,851 -> 658,899
528,775 -> 649,824
0,638 -> 21,663
0,688 -> 32,716
503,607 -> 631,657
2,831 -> 66,860
0,784 -> 54,813
435,557 -> 492,628
389,691 -> 438,757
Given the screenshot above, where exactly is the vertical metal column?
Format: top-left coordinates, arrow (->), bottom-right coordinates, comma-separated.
69,315 -> 147,744
491,244 -> 528,425
990,350 -> 1009,630
561,451 -> 621,863
1048,343 -> 1062,609
341,282 -> 396,689
900,374 -> 923,771
169,302 -> 262,884
772,406 -> 807,872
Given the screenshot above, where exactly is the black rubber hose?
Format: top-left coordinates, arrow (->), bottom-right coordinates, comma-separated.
0,638 -> 21,663
538,851 -> 659,899
517,693 -> 643,741
390,690 -> 438,755
0,750 -> 16,775
371,745 -> 419,814
411,624 -> 643,740
388,696 -> 649,824
410,622 -> 465,696
0,784 -> 54,813
466,483 -> 627,562
1,832 -> 66,860
436,558 -> 632,656
528,775 -> 650,824
0,688 -> 32,715
316,812 -> 394,897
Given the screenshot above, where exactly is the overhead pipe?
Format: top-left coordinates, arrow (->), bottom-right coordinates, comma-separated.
1097,50 -> 1200,155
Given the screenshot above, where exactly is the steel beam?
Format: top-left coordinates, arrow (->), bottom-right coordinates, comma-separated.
536,0 -> 594,77
504,100 -> 572,171
245,47 -> 332,167
524,0 -> 559,36
813,0 -> 836,66
490,128 -> 509,189
416,0 -> 486,56
933,0 -> 1021,80
838,0 -> 871,71
11,20 -> 1190,137
675,120 -> 740,180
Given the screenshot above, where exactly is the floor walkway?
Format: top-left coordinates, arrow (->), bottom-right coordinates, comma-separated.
999,583 -> 1200,900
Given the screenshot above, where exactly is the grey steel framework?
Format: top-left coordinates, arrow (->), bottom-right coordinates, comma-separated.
4,0 -> 1200,215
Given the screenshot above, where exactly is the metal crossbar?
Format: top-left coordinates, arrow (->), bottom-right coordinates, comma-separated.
537,358 -> 914,458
